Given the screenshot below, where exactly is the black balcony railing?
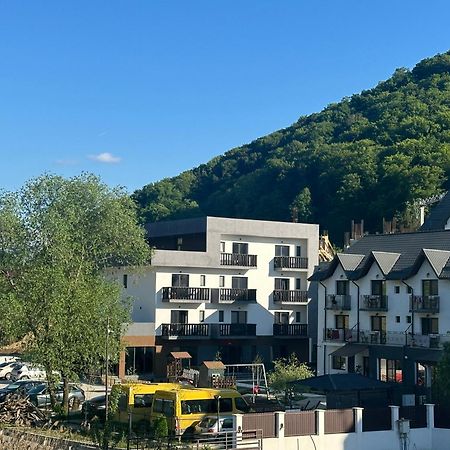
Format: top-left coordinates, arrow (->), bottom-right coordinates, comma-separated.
273,290 -> 308,303
326,294 -> 351,310
220,253 -> 257,267
161,323 -> 210,337
273,323 -> 308,337
410,295 -> 440,313
274,256 -> 308,269
219,323 -> 256,337
360,295 -> 388,311
162,287 -> 210,302
219,288 -> 257,303
324,328 -> 351,342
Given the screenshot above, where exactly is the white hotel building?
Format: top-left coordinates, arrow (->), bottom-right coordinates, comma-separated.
116,216 -> 319,379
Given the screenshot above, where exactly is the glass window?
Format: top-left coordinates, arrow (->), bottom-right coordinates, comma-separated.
200,275 -> 206,286
421,317 -> 438,335
274,312 -> 289,324
371,316 -> 386,331
199,311 -> 205,323
295,278 -> 301,290
395,286 -> 400,294
219,398 -> 233,412
296,246 -> 301,257
332,356 -> 346,370
295,311 -> 301,323
336,280 -> 349,295
220,241 -> 226,253
219,276 -> 225,287
422,280 -> 438,296
218,310 -> 224,323
396,316 -> 400,323
172,274 -> 189,287
231,311 -> 247,324
406,316 -> 411,324
232,277 -> 248,289
379,358 -> 402,383
171,310 -> 188,324
123,274 -> 128,289
274,278 -> 289,290
335,315 -> 349,329
232,242 -> 248,254
234,397 -> 250,412
275,245 -> 290,257
371,280 -> 386,296
134,394 -> 153,408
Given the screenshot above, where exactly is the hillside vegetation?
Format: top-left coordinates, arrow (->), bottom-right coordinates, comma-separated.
134,51 -> 450,242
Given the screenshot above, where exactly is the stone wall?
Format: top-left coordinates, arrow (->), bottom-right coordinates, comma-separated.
0,428 -> 97,450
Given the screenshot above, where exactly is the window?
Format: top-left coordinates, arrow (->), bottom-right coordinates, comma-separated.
274,312 -> 289,324
275,245 -> 290,257
396,316 -> 400,323
416,363 -> 427,387
336,280 -> 349,295
395,286 -> 400,294
231,311 -> 247,324
296,246 -> 302,257
274,278 -> 290,290
407,286 -> 413,294
218,310 -> 224,323
335,315 -> 349,329
406,316 -> 412,324
379,359 -> 402,383
232,242 -> 248,254
295,278 -> 301,290
371,280 -> 386,295
200,275 -> 206,287
232,276 -> 248,289
332,356 -> 346,370
295,311 -> 301,323
371,316 -> 386,332
199,311 -> 205,323
220,241 -> 226,253
421,317 -> 438,335
171,310 -> 188,324
219,276 -> 225,287
172,274 -> 189,287
153,398 -> 174,417
134,394 -> 153,408
422,279 -> 438,296
180,398 -> 232,414
234,397 -> 250,412
123,274 -> 128,289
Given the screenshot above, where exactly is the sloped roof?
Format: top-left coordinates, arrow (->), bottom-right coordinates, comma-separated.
288,374 -> 390,392
202,361 -> 226,369
423,249 -> 450,276
372,251 -> 401,275
420,192 -> 450,231
337,253 -> 364,271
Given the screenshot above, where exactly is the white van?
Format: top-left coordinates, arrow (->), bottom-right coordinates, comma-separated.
0,355 -> 20,365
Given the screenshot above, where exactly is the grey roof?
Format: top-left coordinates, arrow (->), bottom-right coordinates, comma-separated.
337,253 -> 364,271
309,229 -> 450,281
288,374 -> 390,392
420,192 -> 450,231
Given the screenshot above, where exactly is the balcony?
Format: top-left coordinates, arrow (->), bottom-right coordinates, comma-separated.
217,323 -> 256,337
220,253 -> 257,267
274,256 -> 308,270
219,288 -> 257,303
326,294 -> 351,311
410,295 -> 440,313
360,295 -> 388,311
161,323 -> 210,339
162,287 -> 210,303
324,328 -> 351,342
273,290 -> 308,304
273,323 -> 308,337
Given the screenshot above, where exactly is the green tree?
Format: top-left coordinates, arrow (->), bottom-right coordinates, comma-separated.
0,174 -> 151,415
268,353 -> 313,393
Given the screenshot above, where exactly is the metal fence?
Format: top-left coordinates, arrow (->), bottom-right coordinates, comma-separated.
362,407 -> 392,432
242,412 -> 276,438
285,411 -> 316,436
324,409 -> 355,434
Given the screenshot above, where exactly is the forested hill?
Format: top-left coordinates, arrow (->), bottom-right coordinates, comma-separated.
133,51 -> 450,243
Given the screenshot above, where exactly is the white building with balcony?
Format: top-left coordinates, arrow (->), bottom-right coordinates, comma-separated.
311,229 -> 450,401
117,216 -> 319,379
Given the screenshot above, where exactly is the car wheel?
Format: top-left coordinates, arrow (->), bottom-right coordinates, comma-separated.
4,373 -> 11,380
68,397 -> 75,410
20,375 -> 29,380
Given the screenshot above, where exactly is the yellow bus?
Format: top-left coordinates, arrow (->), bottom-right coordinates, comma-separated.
113,382 -> 181,424
150,387 -> 250,436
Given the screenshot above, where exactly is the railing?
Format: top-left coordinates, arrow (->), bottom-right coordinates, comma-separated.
353,329 -> 450,348
273,323 -> 308,337
274,256 -> 308,269
219,288 -> 257,303
360,294 -> 388,311
161,323 -> 210,338
219,323 -> 257,337
162,287 -> 210,302
410,295 -> 440,313
220,253 -> 257,267
326,294 -> 351,310
273,290 -> 308,303
324,328 -> 351,342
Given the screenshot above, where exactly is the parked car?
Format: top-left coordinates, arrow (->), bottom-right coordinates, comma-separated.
196,416 -> 234,434
0,380 -> 45,402
27,383 -> 85,410
0,355 -> 20,365
11,363 -> 46,381
82,394 -> 106,421
0,361 -> 22,380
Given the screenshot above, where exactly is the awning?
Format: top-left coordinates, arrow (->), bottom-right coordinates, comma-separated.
169,351 -> 192,359
330,344 -> 368,358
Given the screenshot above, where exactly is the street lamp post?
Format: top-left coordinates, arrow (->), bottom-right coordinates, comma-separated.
215,395 -> 221,434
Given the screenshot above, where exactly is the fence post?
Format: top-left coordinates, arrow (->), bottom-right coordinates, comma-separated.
425,404 -> 435,429
233,413 -> 243,448
353,407 -> 363,433
389,405 -> 400,431
316,409 -> 325,435
275,411 -> 285,438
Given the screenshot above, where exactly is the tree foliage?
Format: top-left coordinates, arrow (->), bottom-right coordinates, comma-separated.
0,174 -> 151,413
133,50 -> 450,243
268,353 -> 313,393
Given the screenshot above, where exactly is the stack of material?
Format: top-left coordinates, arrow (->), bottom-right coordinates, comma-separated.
0,395 -> 46,427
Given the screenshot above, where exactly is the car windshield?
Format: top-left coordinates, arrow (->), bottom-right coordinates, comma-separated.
6,383 -> 21,391
27,384 -> 47,395
200,418 -> 217,428
0,362 -> 9,368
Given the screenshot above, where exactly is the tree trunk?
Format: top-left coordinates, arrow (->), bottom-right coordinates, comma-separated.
62,374 -> 70,416
45,367 -> 57,408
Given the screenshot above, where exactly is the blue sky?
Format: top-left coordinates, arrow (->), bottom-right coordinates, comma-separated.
1,1 -> 450,193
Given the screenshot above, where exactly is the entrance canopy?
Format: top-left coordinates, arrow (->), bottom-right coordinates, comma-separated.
330,344 -> 368,358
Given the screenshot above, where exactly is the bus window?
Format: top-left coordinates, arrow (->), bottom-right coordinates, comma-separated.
219,398 -> 233,412
154,398 -> 164,413
234,397 -> 250,413
134,394 -> 153,408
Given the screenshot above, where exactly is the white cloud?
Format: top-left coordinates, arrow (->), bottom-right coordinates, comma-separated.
89,152 -> 121,164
